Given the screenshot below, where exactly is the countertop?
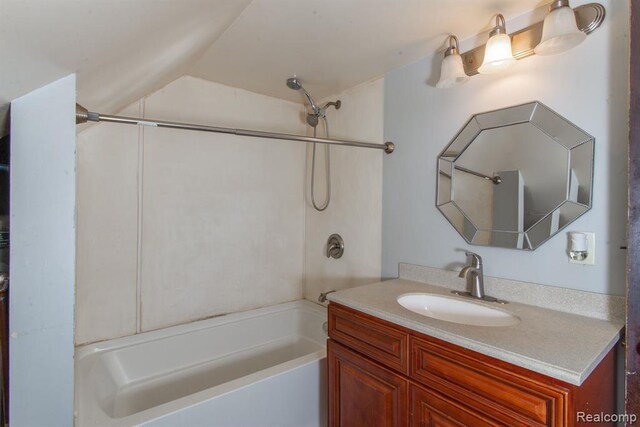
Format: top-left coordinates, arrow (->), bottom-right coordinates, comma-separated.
327,279 -> 624,386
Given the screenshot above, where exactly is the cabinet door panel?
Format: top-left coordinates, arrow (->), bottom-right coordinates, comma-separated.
411,384 -> 502,427
328,340 -> 408,427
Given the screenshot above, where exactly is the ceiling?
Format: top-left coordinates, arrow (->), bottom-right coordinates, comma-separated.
0,0 -> 544,115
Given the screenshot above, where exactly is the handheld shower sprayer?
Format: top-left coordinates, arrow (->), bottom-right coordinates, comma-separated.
286,77 -> 320,115
286,76 -> 340,212
286,77 -> 341,123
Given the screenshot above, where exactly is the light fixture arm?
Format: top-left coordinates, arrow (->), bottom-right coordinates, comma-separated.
444,35 -> 460,57
549,0 -> 570,11
489,14 -> 507,37
459,3 -> 605,76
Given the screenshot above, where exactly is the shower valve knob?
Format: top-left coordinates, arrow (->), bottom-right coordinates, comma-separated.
326,234 -> 344,259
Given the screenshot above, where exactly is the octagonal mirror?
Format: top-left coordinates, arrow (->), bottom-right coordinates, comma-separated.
437,101 -> 594,250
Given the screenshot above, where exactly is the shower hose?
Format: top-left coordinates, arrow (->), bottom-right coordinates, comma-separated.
311,118 -> 331,211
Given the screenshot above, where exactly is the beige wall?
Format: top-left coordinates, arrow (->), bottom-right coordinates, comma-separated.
76,101 -> 140,343
304,78 -> 384,302
76,76 -> 383,344
76,76 -> 307,344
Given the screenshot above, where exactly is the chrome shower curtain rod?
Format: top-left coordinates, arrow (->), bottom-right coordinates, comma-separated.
75,104 -> 395,154
439,166 -> 502,185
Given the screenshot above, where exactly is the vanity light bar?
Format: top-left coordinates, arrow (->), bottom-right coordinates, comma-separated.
460,3 -> 605,76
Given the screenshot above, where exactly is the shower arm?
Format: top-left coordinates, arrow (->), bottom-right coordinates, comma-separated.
321,100 -> 341,110
75,104 -> 395,154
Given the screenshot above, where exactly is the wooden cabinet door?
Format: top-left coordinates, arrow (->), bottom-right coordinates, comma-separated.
328,339 -> 409,427
410,384 -> 502,427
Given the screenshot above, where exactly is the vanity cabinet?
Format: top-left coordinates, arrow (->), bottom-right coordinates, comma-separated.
328,303 -> 615,427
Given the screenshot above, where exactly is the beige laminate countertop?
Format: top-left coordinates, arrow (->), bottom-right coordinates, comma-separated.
327,279 -> 624,386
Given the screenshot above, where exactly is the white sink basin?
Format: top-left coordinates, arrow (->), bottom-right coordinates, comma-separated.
397,293 -> 520,327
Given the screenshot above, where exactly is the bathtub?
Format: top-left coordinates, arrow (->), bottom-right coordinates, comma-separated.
75,300 -> 327,426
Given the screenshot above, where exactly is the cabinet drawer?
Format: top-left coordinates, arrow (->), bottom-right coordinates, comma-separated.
329,304 -> 409,374
411,383 -> 502,427
411,336 -> 569,426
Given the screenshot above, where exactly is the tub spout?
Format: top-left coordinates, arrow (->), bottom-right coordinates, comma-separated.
318,290 -> 336,303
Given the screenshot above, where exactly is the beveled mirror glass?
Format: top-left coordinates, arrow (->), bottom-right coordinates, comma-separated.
437,101 -> 594,250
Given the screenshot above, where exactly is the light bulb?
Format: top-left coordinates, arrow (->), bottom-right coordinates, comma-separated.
478,14 -> 516,75
436,35 -> 469,89
535,0 -> 586,55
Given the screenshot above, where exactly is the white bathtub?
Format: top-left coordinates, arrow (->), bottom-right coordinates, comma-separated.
75,300 -> 327,426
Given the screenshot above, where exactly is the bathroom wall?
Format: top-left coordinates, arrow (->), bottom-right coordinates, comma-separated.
77,75 -> 384,344
76,76 -> 307,344
383,0 -> 629,295
304,78 -> 384,301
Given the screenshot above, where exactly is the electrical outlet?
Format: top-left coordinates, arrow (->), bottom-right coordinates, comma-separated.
569,232 -> 595,265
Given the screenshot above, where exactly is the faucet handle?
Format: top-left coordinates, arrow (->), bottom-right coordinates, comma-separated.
465,251 -> 482,267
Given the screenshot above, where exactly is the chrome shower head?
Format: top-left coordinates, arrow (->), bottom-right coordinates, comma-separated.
286,77 -> 319,114
286,77 -> 302,91
306,113 -> 319,128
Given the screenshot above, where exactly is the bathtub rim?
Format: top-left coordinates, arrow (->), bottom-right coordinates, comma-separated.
75,299 -> 327,426
76,299 -> 327,359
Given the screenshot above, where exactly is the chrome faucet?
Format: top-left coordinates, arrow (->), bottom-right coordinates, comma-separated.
453,251 -> 506,303
459,252 -> 485,298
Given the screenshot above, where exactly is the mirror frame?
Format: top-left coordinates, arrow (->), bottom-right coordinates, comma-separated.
436,101 -> 595,251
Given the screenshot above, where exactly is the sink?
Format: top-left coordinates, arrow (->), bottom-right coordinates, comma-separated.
397,293 -> 520,327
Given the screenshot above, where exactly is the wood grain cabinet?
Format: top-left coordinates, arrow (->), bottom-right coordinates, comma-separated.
328,340 -> 408,427
327,303 -> 616,427
410,383 -> 502,427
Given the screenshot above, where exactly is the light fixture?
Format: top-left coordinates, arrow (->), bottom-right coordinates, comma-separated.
436,36 -> 469,89
478,14 -> 516,75
434,2 -> 605,85
535,0 -> 586,55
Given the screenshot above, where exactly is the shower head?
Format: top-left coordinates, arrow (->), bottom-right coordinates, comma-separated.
286,77 -> 302,91
306,113 -> 319,128
286,77 -> 319,114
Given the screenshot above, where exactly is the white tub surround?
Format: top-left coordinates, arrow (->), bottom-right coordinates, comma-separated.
76,76 -> 307,344
304,78 -> 384,302
327,275 -> 623,386
76,300 -> 327,427
77,75 -> 384,346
